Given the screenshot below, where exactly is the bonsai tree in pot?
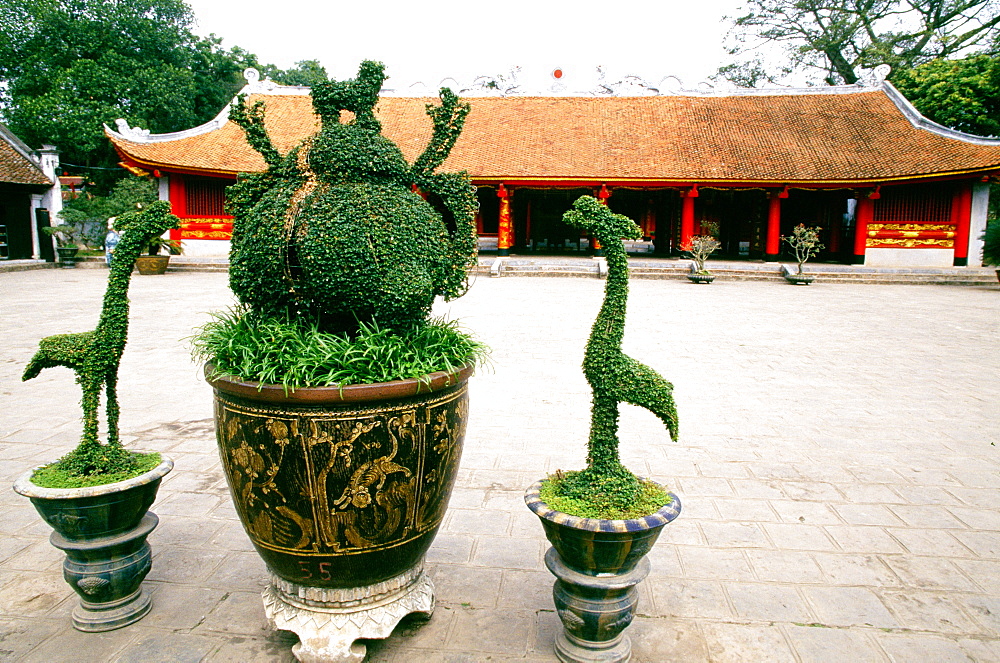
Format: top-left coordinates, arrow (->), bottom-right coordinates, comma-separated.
133,224 -> 182,275
781,223 -> 824,284
42,222 -> 88,268
15,201 -> 179,632
682,221 -> 721,283
192,60 -> 484,661
525,196 -> 681,663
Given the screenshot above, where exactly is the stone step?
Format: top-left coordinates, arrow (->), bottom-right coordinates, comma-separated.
44,255 -> 997,286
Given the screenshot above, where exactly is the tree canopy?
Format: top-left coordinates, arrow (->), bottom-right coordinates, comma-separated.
893,53 -> 1000,135
719,0 -> 1000,86
0,0 -> 268,188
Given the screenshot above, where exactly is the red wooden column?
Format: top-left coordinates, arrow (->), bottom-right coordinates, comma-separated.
853,193 -> 876,265
952,181 -> 973,267
680,185 -> 698,251
764,187 -> 787,261
593,184 -> 611,256
167,173 -> 187,241
497,184 -> 513,256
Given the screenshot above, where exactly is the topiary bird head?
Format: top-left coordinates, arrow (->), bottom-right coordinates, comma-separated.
307,60 -> 409,184
562,195 -> 642,246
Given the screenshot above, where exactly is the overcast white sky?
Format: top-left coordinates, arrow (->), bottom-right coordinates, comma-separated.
184,1 -> 745,90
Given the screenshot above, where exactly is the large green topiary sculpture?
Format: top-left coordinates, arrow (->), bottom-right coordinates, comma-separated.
225,60 -> 478,335
548,196 -> 679,517
23,201 -> 179,483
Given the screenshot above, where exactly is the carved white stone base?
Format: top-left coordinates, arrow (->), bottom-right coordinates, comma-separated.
262,562 -> 435,663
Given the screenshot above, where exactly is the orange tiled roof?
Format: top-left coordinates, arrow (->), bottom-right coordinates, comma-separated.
107,90 -> 1000,184
0,126 -> 51,187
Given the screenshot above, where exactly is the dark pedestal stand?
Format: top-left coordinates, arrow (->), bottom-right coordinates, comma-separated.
545,548 -> 650,663
50,513 -> 159,632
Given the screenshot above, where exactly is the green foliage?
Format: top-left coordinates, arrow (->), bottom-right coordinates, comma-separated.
893,54 -> 1000,137
32,451 -> 161,489
270,59 -> 330,87
42,223 -> 87,248
193,308 -> 489,390
59,176 -> 160,248
541,471 -> 672,521
225,60 -> 478,336
682,221 -> 721,274
983,217 -> 1000,265
783,224 -> 824,273
550,196 -> 679,516
0,0 -> 269,188
719,0 -> 1000,86
23,201 -> 179,480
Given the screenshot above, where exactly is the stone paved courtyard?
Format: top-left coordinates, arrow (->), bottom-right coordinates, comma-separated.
1,268 -> 999,662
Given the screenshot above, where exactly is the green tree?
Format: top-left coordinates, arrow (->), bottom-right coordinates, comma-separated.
0,0 -> 263,189
720,0 -> 1000,86
893,54 -> 1000,136
271,59 -> 330,87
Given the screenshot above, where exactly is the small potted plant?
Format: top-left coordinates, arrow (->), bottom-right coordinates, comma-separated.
781,223 -> 824,284
192,60 -> 485,661
524,196 -> 681,662
15,201 -> 179,632
682,221 -> 721,283
134,224 -> 182,275
42,222 -> 87,268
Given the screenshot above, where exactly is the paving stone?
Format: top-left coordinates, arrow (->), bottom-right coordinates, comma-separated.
646,577 -> 734,620
678,547 -> 755,581
426,534 -> 475,565
825,525 -> 907,553
147,546 -> 227,584
712,497 -> 778,522
726,583 -> 813,622
746,549 -> 825,583
883,556 -> 982,592
629,616 -> 710,662
874,632 -> 976,662
881,590 -> 985,635
0,570 -> 70,619
197,590 -> 272,637
812,552 -> 901,587
438,606 -> 533,656
784,624 -> 886,662
887,528 -> 975,557
768,499 -> 841,525
114,631 -> 220,663
951,530 -> 1000,558
701,621 -> 797,662
701,522 -> 770,548
18,623 -> 137,663
802,586 -> 899,627
833,504 -> 908,527
764,523 -> 839,551
428,564 -> 502,609
470,535 -> 543,570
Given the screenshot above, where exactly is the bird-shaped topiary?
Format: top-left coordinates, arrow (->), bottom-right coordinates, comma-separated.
225,60 -> 478,335
23,201 -> 179,481
550,196 -> 679,516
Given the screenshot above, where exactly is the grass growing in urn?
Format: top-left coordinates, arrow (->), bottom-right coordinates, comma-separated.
194,309 -> 488,390
193,60 -> 484,385
543,196 -> 678,520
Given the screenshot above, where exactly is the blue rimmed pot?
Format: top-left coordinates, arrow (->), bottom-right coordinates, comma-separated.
525,480 -> 681,663
13,455 -> 173,632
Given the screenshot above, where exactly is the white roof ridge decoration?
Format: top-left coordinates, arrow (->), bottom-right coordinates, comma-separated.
103,65 -> 1000,146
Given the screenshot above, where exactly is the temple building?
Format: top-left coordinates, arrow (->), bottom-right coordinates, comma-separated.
106,67 -> 1000,267
0,124 -> 61,262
